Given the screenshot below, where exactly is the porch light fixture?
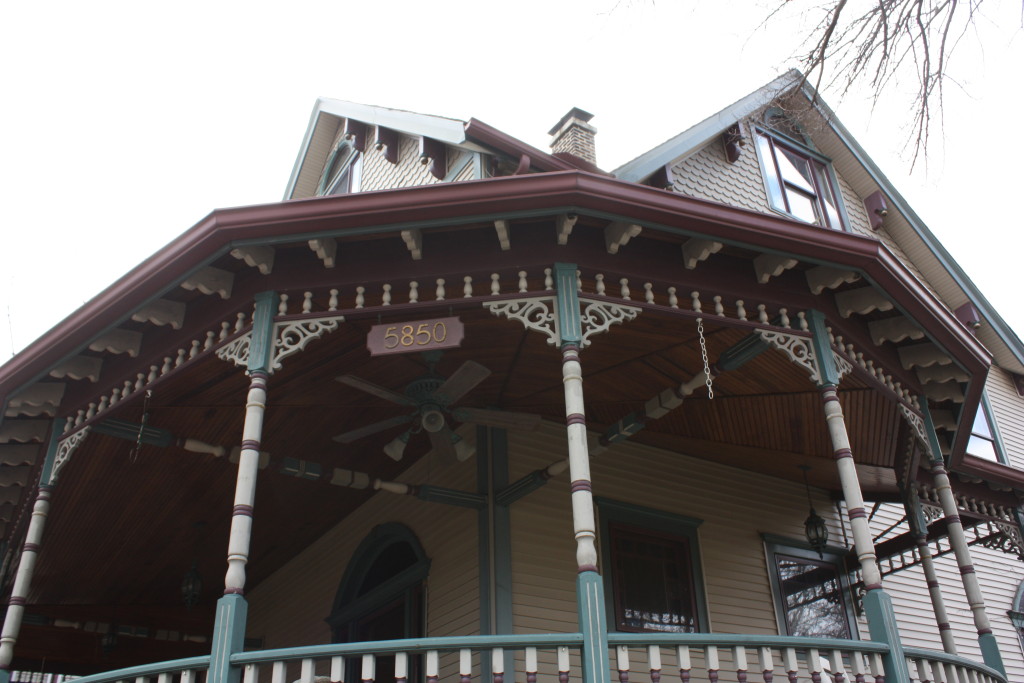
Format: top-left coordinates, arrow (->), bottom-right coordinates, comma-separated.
800,465 -> 829,558
181,559 -> 203,608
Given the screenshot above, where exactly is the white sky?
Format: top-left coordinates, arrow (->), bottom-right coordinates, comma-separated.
2,1 -> 1022,363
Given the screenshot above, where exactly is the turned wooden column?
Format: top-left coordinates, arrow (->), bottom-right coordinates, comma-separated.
903,489 -> 957,654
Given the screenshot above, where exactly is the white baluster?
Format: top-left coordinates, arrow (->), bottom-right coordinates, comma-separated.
189,340 -> 201,359
828,649 -> 846,682
271,661 -> 286,683
757,647 -> 773,682
409,281 -> 419,303
148,365 -> 160,382
96,396 -> 109,414
242,664 -> 258,683
491,647 -> 504,680
355,286 -> 365,308
595,273 -> 606,295
620,278 -> 631,300
220,321 -> 232,341
807,648 -> 821,680
136,373 -> 146,391
331,656 -> 344,682
75,409 -> 84,427
395,652 -> 409,681
301,658 -> 314,682
616,645 -> 630,678
644,283 -> 654,303
544,268 -> 553,290
302,291 -> 313,313
668,287 -> 678,308
525,647 -> 538,683
736,300 -> 746,320
518,271 -> 528,293
463,276 -> 473,298
758,304 -> 768,324
733,646 -> 748,681
175,348 -> 186,367
382,283 -> 392,306
435,278 -> 446,301
204,331 -> 216,350
558,646 -> 571,679
576,270 -> 582,292
235,312 -> 246,332
783,648 -> 799,682
180,672 -> 196,683
491,273 -> 501,295
713,295 -> 723,316
460,649 -> 472,681
779,307 -> 789,328
329,289 -> 339,311
691,291 -> 701,313
361,654 -> 375,683
677,646 -> 691,680
277,294 -> 289,316
798,311 -> 808,330
705,645 -> 719,678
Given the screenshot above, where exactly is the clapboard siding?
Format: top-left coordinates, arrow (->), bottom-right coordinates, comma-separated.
246,446 -> 479,649
870,502 -> 1024,682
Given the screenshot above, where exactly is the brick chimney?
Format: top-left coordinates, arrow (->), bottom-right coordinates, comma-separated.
548,107 -> 597,165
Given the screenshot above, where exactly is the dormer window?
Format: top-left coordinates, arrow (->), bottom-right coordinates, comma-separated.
754,128 -> 845,230
318,140 -> 363,196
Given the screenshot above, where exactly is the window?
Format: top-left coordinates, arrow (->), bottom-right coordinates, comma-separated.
1009,579 -> 1024,655
764,538 -> 857,639
754,129 -> 845,230
965,394 -> 1006,464
317,140 -> 363,196
597,498 -> 707,633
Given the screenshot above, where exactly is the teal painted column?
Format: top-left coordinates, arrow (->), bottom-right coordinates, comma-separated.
807,310 -> 910,683
921,408 -> 1006,675
554,263 -> 610,683
0,422 -> 64,683
209,291 -> 276,683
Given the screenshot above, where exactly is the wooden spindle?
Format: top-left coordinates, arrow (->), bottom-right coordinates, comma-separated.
271,661 -> 286,683
242,664 -> 258,683
668,286 -> 678,308
425,650 -> 439,683
518,271 -> 528,293
706,645 -> 719,683
278,294 -> 289,316
525,646 -> 538,683
302,291 -> 313,313
798,311 -> 808,330
409,281 -> 419,303
621,278 -> 631,300
175,348 -> 186,367
189,340 -> 200,359
459,648 -> 472,683
690,291 -> 701,312
595,273 -> 606,295
779,308 -> 789,328
491,647 -> 504,683
181,670 -> 197,683
463,276 -> 473,298
576,270 -> 583,292
435,278 -> 445,301
677,646 -> 691,683
301,658 -> 315,683
757,647 -> 773,683
736,299 -> 747,320
204,331 -> 216,350
558,645 -> 571,683
394,652 -> 408,683
782,647 -> 798,683
714,295 -> 723,316
648,644 -> 662,683
362,653 -> 375,683
914,658 -> 931,683
356,286 -> 366,308
490,273 -> 500,295
644,282 -> 654,303
734,645 -> 748,683
382,283 -> 392,306
544,268 -> 554,290
828,650 -> 846,683
235,312 -> 246,332
617,644 -> 631,683
331,655 -> 345,683
757,304 -> 767,323
329,288 -> 339,311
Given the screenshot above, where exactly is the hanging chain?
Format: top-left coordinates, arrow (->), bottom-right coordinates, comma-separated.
697,318 -> 714,399
129,389 -> 153,463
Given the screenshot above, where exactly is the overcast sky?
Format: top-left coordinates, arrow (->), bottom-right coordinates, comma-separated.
2,1 -> 1022,363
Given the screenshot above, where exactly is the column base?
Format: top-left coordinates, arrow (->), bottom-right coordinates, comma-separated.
863,588 -> 911,683
577,571 -> 610,683
209,593 -> 249,683
978,631 -> 1006,676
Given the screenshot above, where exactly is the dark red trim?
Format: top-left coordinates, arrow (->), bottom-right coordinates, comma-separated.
566,414 -> 586,426
570,480 -> 592,493
464,120 -> 578,173
233,504 -> 254,517
0,171 -> 990,419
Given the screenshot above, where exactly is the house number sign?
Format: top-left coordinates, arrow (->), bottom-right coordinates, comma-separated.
367,316 -> 464,356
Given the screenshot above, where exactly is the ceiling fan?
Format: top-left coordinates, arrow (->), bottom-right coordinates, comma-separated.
333,353 -> 540,461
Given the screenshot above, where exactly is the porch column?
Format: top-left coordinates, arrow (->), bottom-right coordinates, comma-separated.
209,291 -> 277,683
922,408 -> 1005,674
808,311 -> 911,683
903,489 -> 958,654
0,422 -> 69,683
554,263 -> 611,683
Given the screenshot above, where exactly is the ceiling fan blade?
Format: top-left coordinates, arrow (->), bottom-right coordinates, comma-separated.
428,427 -> 457,460
332,414 -> 413,443
452,407 -> 542,431
434,361 -> 491,405
336,375 -> 414,406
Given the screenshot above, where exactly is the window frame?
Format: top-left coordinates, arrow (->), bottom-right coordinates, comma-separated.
964,392 -> 1008,465
763,534 -> 859,640
753,125 -> 850,232
596,498 -> 709,633
317,139 -> 363,196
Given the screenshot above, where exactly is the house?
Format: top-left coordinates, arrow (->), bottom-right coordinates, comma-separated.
0,70 -> 1021,683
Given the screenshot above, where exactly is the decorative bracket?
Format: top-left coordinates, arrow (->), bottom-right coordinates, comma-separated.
216,315 -> 344,373
483,297 -> 559,346
484,296 -> 640,348
898,404 -> 934,460
51,427 -> 90,483
757,330 -> 820,383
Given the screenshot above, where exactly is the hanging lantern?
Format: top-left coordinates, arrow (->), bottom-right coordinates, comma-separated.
799,465 -> 829,558
181,559 -> 203,608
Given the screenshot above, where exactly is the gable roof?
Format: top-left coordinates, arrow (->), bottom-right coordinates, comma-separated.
613,70 -> 1024,374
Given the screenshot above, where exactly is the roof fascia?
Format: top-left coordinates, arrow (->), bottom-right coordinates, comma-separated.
463,119 -> 580,173
613,70 -> 803,182
795,82 -> 1024,369
282,101 -> 327,201
0,171 -> 989,399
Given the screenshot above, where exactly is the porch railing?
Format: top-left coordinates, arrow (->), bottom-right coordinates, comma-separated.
67,633 -> 1007,683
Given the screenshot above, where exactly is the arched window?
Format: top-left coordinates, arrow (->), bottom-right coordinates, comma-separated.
327,523 -> 430,644
1009,579 -> 1024,654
